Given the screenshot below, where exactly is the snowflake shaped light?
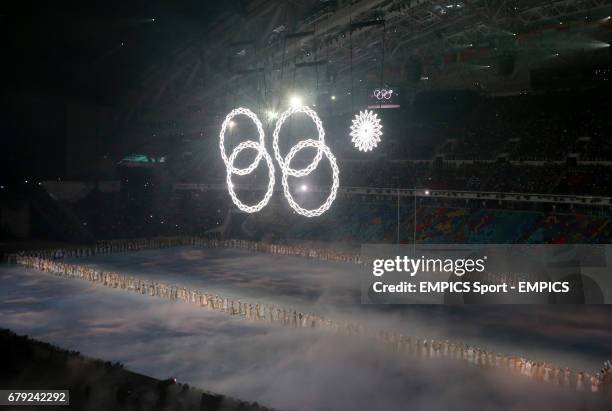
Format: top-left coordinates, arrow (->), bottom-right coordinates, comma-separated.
350,110 -> 383,152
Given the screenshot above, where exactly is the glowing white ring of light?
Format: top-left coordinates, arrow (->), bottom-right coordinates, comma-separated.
282,139 -> 339,218
350,110 -> 383,152
219,106 -> 339,217
272,105 -> 325,177
273,106 -> 339,216
226,141 -> 275,213
220,108 -> 274,213
220,108 -> 265,175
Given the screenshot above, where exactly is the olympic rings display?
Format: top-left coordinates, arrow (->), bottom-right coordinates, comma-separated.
373,89 -> 393,100
219,106 -> 340,217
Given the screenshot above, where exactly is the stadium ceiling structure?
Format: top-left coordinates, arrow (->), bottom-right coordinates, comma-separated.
131,0 -> 612,120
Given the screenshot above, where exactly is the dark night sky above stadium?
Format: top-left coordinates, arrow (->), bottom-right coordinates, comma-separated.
1,0 -> 243,101
0,1 -> 249,180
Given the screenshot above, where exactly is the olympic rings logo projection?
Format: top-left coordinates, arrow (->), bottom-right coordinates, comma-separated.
220,106 -> 339,217
373,89 -> 393,100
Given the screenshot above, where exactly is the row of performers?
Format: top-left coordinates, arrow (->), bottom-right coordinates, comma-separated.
13,254 -> 610,394
6,237 -> 529,286
6,237 -> 361,264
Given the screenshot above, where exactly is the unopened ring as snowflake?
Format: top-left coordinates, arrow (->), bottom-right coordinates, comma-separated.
282,139 -> 340,218
350,110 -> 383,152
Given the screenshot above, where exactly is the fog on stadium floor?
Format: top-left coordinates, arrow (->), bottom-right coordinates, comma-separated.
1,249 -> 611,410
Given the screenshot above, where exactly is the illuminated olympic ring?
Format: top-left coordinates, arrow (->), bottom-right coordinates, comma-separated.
272,106 -> 340,217
226,141 -> 275,213
220,108 -> 265,175
219,108 -> 275,213
281,139 -> 339,218
373,89 -> 393,100
220,106 -> 339,217
272,105 -> 325,177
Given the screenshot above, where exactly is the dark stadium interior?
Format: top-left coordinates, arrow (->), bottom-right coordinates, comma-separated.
1,1 -> 612,410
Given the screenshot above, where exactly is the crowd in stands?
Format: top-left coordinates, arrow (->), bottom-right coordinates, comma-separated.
6,176 -> 611,247
421,163 -> 566,193
429,90 -> 612,162
236,195 -> 612,245
554,166 -> 612,196
272,159 -> 612,196
341,89 -> 612,195
19,175 -> 605,246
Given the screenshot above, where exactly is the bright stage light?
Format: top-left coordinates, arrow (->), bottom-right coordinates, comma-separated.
289,95 -> 303,107
228,120 -> 236,129
350,110 -> 383,152
583,41 -> 611,49
273,105 -> 340,217
331,95 -> 336,101
219,108 -> 275,213
300,184 -> 308,192
267,110 -> 278,121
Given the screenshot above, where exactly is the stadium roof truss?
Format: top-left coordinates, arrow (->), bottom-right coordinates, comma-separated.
131,0 -> 612,120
